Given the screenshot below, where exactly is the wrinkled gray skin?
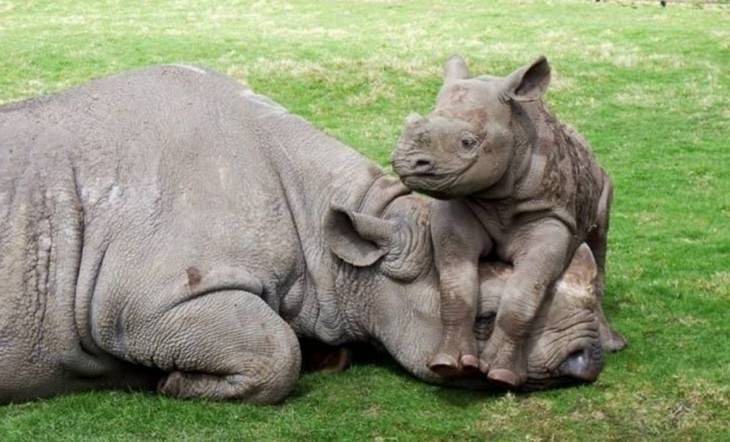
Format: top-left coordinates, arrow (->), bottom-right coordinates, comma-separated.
1,65 -> 605,404
392,56 -> 627,387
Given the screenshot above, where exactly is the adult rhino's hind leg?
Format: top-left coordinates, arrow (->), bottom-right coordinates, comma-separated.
587,178 -> 627,352
99,290 -> 301,404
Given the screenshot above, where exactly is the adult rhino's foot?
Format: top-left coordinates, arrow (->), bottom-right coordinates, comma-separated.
479,328 -> 527,389
427,327 -> 479,377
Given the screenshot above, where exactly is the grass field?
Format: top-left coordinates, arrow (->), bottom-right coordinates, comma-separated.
1,0 -> 729,440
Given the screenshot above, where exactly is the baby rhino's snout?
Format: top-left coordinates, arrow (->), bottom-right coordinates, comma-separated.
393,154 -> 434,175
392,113 -> 435,176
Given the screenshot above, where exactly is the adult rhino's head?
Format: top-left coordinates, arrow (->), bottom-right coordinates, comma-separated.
391,55 -> 551,198
324,194 -> 606,390
476,244 -> 605,389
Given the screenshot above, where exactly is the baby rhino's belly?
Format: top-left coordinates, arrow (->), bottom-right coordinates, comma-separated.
467,199 -> 575,262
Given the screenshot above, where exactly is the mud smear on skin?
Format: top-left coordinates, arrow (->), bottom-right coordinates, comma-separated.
185,267 -> 202,288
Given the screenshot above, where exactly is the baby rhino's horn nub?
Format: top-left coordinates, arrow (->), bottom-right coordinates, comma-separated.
405,112 -> 423,125
444,55 -> 470,82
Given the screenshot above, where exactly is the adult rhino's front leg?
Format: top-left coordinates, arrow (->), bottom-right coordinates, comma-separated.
95,286 -> 301,404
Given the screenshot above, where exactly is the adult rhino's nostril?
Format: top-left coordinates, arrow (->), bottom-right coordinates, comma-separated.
559,347 -> 603,382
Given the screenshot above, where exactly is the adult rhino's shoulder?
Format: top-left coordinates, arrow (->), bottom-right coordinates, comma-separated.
90,63 -> 244,94
137,64 -> 290,116
2,63 -> 288,124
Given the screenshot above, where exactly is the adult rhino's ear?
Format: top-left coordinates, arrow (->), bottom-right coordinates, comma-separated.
560,243 -> 598,289
444,55 -> 470,83
554,243 -> 599,310
324,203 -> 396,267
504,56 -> 551,102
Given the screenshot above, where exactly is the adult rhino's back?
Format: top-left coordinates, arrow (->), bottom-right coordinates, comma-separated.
0,65 -> 306,401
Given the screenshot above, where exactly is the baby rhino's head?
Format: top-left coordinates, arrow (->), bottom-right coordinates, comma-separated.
391,55 -> 551,198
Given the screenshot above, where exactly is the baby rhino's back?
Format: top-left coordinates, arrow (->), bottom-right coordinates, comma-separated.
516,106 -> 608,240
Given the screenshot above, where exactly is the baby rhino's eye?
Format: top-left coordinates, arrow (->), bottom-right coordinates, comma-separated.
460,134 -> 478,150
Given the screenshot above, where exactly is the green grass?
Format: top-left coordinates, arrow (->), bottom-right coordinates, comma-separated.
1,0 -> 729,440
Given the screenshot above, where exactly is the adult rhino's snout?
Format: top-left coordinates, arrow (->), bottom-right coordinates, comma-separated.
559,345 -> 604,383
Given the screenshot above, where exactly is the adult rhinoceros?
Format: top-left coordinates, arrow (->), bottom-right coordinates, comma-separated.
0,65 -> 608,404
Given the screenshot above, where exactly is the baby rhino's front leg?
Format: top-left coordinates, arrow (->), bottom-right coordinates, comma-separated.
428,200 -> 492,376
480,218 -> 572,388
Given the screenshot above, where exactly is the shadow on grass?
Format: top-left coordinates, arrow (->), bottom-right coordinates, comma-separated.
310,340 -> 601,407
15,339 -> 600,409
308,340 -> 507,406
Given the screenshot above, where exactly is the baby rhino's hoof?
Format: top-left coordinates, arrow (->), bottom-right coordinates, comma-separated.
461,354 -> 480,370
428,353 -> 479,378
428,353 -> 459,377
486,368 -> 524,389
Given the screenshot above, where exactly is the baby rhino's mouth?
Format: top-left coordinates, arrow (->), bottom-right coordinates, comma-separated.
391,155 -> 452,195
399,175 -> 459,200
397,170 -> 436,180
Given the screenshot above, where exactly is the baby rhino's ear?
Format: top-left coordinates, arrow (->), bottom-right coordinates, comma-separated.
444,55 -> 470,83
504,56 -> 551,102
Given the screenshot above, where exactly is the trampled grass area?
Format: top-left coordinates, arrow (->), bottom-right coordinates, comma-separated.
1,0 -> 728,440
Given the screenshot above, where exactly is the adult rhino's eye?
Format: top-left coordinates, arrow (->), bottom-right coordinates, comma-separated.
461,135 -> 478,150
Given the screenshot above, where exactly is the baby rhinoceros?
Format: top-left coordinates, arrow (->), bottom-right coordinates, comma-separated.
391,55 -> 627,388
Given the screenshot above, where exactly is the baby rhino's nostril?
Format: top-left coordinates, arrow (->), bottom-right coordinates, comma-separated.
412,157 -> 434,173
